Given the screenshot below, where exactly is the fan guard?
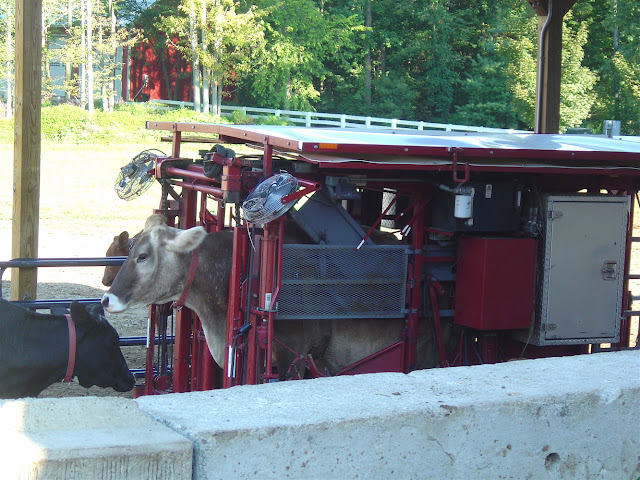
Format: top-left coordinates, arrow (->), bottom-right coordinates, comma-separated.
114,149 -> 164,200
242,173 -> 299,226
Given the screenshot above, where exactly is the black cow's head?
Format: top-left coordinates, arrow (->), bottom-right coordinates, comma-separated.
70,301 -> 135,392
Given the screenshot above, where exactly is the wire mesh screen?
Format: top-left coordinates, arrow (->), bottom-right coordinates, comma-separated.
276,245 -> 409,320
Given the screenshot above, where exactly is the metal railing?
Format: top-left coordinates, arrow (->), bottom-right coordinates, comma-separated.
148,99 -> 531,134
0,257 -> 126,301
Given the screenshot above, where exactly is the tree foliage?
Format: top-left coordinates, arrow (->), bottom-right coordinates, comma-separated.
2,0 -> 639,133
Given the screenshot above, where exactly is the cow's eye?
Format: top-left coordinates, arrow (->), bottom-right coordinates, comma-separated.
136,253 -> 148,263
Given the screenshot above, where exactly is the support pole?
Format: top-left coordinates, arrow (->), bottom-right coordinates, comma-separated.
11,0 -> 42,300
530,0 -> 577,134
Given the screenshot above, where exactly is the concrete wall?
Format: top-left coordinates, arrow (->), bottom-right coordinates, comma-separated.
2,350 -> 639,479
0,397 -> 192,479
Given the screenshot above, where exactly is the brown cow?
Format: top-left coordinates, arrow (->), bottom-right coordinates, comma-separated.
102,230 -> 141,286
101,214 -> 432,378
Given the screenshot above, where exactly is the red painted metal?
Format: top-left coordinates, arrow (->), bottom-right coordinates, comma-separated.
281,182 -> 320,205
172,188 -> 198,393
427,275 -> 448,368
617,193 -> 634,350
451,148 -> 469,183
357,195 -> 397,250
405,194 -> 428,371
257,219 -> 279,382
454,237 -> 537,331
136,122 -> 640,395
223,227 -> 249,387
336,341 -> 405,376
245,234 -> 262,385
171,180 -> 224,198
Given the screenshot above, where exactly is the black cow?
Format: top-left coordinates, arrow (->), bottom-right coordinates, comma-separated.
0,299 -> 135,399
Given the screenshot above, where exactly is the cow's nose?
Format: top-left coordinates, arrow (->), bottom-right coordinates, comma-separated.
101,295 -> 109,308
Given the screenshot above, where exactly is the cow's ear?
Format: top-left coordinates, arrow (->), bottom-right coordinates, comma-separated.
117,231 -> 130,248
88,302 -> 106,321
145,214 -> 167,231
69,301 -> 97,328
166,226 -> 207,253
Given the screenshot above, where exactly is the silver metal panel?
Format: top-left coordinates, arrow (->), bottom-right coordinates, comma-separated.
276,245 -> 408,320
211,125 -> 640,155
288,189 -> 373,246
531,195 -> 629,345
197,125 -> 640,167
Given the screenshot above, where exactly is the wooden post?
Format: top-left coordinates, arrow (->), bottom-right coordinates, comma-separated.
11,0 -> 42,300
530,0 -> 577,134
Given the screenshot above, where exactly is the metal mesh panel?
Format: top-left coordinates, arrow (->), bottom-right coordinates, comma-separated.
276,245 -> 409,320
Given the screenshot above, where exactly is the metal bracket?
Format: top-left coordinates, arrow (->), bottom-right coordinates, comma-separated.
450,148 -> 469,183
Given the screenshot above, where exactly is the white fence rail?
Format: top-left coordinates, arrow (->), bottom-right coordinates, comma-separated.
149,99 -> 531,134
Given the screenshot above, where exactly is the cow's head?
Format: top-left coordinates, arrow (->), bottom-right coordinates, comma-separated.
101,214 -> 207,313
102,231 -> 130,286
70,301 -> 135,392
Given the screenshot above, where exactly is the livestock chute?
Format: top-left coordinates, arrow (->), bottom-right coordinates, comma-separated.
132,123 -> 640,396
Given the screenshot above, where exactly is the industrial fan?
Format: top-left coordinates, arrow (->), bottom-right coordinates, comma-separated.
113,149 -> 164,200
242,172 -> 299,226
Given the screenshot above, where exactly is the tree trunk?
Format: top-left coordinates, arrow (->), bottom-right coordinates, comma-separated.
100,29 -> 108,110
65,0 -> 72,103
216,78 -> 223,116
108,0 -> 116,111
363,0 -> 372,112
210,75 -> 219,116
161,50 -> 173,99
201,0 -> 209,113
87,0 -> 94,114
173,52 -> 182,101
80,1 -> 86,108
189,4 -> 201,112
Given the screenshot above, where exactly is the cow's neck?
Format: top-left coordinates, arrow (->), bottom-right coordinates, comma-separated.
179,233 -> 234,366
183,281 -> 228,366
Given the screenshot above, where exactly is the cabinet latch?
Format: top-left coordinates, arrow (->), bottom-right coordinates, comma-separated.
601,261 -> 617,280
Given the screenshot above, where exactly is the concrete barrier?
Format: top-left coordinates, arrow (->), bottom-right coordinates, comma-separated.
1,350 -> 638,479
136,350 -> 640,480
0,397 -> 192,479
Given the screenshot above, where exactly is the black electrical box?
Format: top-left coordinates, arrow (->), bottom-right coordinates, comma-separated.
431,181 -> 522,232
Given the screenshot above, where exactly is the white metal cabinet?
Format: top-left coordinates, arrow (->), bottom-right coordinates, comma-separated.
527,194 -> 629,345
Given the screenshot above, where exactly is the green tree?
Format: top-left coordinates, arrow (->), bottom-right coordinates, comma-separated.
449,45 -> 522,129
342,0 -> 459,121
581,0 -> 640,134
158,0 -> 263,114
237,0 -> 356,111
499,12 -> 596,131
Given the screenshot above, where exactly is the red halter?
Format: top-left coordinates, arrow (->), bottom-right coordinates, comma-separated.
63,314 -> 76,383
172,247 -> 200,310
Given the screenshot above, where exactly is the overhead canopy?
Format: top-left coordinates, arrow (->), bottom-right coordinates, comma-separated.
150,123 -> 640,171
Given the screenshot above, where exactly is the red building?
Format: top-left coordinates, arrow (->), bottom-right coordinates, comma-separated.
124,37 -> 192,102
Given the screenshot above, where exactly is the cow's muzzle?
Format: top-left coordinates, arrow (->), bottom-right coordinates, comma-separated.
100,293 -> 127,313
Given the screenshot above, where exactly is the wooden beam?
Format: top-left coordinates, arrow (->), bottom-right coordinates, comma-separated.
11,0 -> 42,301
531,0 -> 578,134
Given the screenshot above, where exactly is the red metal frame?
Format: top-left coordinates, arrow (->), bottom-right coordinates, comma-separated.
137,122 -> 640,395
